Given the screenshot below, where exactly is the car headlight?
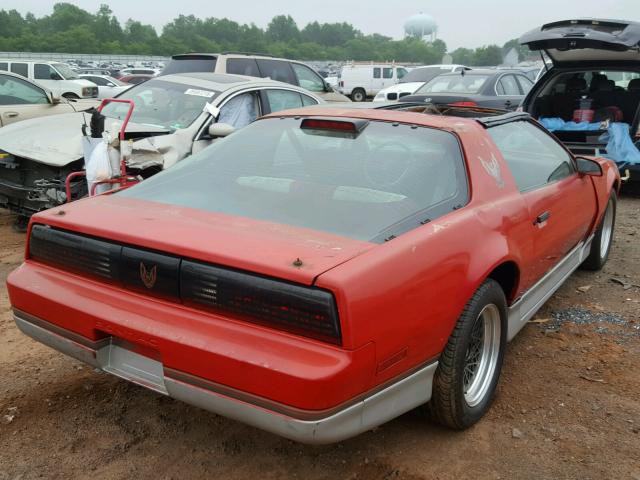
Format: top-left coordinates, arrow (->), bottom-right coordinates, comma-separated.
81,87 -> 98,97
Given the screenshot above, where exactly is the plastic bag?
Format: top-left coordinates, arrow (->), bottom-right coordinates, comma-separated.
601,123 -> 640,166
84,137 -> 112,195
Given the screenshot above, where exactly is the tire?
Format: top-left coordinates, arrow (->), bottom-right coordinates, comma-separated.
62,93 -> 79,100
428,279 -> 507,429
581,192 -> 617,271
12,215 -> 29,233
350,88 -> 366,102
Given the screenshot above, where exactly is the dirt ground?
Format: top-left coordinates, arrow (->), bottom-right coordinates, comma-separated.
0,197 -> 639,480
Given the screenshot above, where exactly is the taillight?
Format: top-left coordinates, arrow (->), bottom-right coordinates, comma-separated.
448,101 -> 477,107
181,260 -> 342,344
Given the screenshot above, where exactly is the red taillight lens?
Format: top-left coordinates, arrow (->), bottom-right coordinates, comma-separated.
448,101 -> 478,107
181,260 -> 342,344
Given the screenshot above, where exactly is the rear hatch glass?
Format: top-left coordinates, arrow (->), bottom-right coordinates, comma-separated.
118,117 -> 468,242
161,56 -> 217,76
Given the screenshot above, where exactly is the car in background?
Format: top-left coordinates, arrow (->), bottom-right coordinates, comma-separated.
0,60 -> 98,99
519,18 -> 640,184
0,71 -> 97,127
161,53 -> 349,103
400,69 -> 534,110
119,74 -> 154,85
373,64 -> 470,102
79,74 -> 131,99
0,73 -> 323,222
8,106 -> 619,444
337,63 -> 409,101
74,68 -> 114,76
118,67 -> 158,76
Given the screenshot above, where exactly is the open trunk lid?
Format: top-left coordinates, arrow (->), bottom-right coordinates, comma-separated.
30,195 -> 374,286
520,19 -> 640,65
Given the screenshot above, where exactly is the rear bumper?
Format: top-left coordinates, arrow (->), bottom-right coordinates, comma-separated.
14,310 -> 437,444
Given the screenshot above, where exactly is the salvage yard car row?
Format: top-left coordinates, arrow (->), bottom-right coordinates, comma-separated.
0,17 -> 636,445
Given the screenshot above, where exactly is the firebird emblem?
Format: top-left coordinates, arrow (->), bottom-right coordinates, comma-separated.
139,262 -> 157,289
480,153 -> 505,189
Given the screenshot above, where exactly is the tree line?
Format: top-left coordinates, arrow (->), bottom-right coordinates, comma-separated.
0,3 -> 524,66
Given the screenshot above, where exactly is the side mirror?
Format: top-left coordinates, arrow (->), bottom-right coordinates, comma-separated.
49,92 -> 61,104
576,157 -> 603,176
50,72 -> 63,81
208,122 -> 235,138
324,81 -> 334,93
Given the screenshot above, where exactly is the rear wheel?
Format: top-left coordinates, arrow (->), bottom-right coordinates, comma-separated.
581,192 -> 616,271
351,88 -> 366,102
428,279 -> 507,429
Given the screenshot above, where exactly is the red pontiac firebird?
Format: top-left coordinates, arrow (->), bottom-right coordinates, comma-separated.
7,106 -> 619,444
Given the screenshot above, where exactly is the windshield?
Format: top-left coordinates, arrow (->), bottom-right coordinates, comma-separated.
119,118 -> 468,242
416,74 -> 490,94
100,79 -> 218,130
53,63 -> 79,80
402,67 -> 451,84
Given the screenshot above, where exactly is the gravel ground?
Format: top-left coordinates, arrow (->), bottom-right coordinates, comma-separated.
0,196 -> 639,480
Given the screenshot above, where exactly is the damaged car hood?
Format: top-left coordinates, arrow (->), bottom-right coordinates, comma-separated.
0,112 -> 177,168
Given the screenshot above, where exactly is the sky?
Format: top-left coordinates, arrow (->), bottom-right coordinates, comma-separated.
3,0 -> 640,50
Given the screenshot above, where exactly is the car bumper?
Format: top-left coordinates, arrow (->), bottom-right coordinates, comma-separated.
14,310 -> 438,444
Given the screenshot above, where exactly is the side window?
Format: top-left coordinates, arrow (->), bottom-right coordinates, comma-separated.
10,63 -> 28,77
34,64 -> 58,80
373,68 -> 381,79
497,75 -> 520,96
88,76 -> 108,86
291,63 -> 324,92
301,94 -> 319,106
0,74 -> 49,105
217,92 -> 260,130
265,89 -> 304,113
0,63 -> 8,71
383,68 -> 393,79
255,60 -> 296,85
516,75 -> 534,95
488,121 -> 575,192
226,58 -> 261,77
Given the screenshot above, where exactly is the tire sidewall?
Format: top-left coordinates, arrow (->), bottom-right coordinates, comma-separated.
596,194 -> 616,264
452,281 -> 508,425
583,192 -> 617,270
351,89 -> 365,102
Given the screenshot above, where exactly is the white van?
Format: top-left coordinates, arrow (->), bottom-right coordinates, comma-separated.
0,60 -> 98,99
338,63 -> 409,101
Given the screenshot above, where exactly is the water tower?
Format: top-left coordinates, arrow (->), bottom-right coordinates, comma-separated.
404,13 -> 438,42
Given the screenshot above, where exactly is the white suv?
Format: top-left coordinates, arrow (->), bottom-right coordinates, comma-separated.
161,53 -> 350,102
0,60 -> 98,99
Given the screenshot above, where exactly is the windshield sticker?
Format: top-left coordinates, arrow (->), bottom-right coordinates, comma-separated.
184,88 -> 215,98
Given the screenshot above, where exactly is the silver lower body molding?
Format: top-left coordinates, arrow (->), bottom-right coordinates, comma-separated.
507,236 -> 594,341
13,311 -> 437,444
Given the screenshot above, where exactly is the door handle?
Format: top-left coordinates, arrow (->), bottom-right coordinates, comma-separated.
5,112 -> 18,118
504,100 -> 512,108
534,211 -> 550,225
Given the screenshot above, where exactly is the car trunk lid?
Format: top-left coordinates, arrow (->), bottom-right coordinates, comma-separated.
520,19 -> 640,65
30,195 -> 374,286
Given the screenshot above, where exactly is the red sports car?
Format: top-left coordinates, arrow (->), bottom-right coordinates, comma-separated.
7,107 -> 619,444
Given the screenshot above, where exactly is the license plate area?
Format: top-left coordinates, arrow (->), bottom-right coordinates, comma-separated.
96,340 -> 167,395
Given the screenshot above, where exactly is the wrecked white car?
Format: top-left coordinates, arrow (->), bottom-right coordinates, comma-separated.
0,73 -> 323,225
